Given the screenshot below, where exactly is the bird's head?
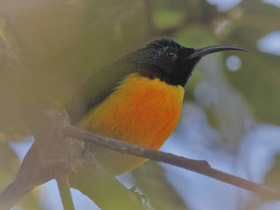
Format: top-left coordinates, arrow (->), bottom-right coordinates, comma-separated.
127,38 -> 247,87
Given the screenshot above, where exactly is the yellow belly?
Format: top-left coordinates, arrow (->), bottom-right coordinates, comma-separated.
78,73 -> 184,175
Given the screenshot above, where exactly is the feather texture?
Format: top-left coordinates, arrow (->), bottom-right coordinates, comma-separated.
78,73 -> 184,174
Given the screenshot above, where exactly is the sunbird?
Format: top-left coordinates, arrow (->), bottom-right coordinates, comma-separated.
65,39 -> 246,175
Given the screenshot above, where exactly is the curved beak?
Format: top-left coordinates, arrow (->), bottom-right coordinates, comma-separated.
187,45 -> 248,60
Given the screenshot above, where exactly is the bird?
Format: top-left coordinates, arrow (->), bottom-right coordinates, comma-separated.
65,38 -> 246,175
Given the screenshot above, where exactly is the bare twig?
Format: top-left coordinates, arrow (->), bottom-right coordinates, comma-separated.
63,125 -> 280,200
144,0 -> 156,36
56,176 -> 75,210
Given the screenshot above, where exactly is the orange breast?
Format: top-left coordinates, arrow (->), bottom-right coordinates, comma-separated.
78,73 -> 184,174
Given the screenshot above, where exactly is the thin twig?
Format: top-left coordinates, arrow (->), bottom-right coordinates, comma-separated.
63,125 -> 280,200
144,0 -> 155,36
56,176 -> 75,210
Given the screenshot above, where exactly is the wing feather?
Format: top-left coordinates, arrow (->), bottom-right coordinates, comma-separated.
64,59 -> 137,124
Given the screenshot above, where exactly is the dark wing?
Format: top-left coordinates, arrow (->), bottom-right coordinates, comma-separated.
64,59 -> 136,124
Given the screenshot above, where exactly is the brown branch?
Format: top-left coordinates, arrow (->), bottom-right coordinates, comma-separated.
0,81 -> 151,210
0,35 -> 151,210
56,176 -> 75,210
63,125 -> 280,200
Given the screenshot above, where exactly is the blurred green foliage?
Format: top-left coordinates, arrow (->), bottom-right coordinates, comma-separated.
154,8 -> 185,27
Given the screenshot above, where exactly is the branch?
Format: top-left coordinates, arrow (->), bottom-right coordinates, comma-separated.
144,0 -> 156,36
63,125 -> 280,200
56,176 -> 74,210
68,148 -> 151,210
0,35 -> 151,210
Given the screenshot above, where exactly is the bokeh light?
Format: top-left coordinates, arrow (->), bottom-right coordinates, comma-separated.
226,55 -> 242,72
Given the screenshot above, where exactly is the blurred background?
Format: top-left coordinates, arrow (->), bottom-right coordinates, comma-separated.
0,0 -> 280,209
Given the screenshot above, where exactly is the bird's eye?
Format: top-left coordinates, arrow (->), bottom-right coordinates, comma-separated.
167,51 -> 177,61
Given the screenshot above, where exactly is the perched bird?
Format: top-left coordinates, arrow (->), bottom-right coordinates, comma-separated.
65,38 -> 246,175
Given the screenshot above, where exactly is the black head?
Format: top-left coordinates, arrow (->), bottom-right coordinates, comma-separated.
126,38 -> 247,87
